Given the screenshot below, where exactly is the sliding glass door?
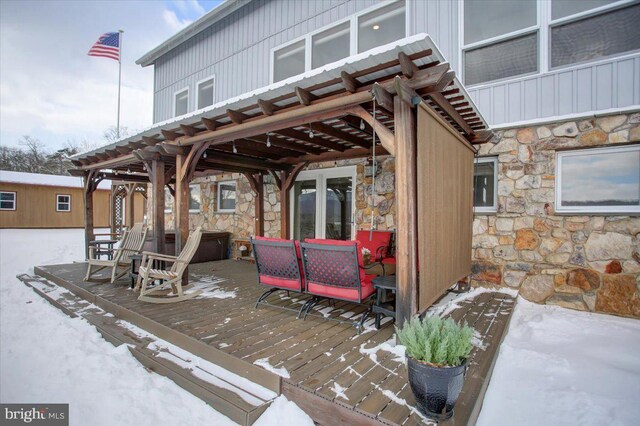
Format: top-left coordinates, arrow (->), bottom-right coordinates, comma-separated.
291,166 -> 356,240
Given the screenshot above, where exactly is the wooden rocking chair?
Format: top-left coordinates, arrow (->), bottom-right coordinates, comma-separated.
85,223 -> 148,283
135,226 -> 203,304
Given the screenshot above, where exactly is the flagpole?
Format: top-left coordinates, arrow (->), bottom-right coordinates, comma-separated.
117,29 -> 124,139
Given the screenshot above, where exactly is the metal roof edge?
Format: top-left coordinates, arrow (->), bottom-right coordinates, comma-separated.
136,0 -> 248,67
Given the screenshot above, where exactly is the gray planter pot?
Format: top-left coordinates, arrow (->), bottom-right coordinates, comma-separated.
407,356 -> 467,420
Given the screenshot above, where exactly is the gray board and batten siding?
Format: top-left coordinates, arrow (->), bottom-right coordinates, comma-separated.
149,0 -> 640,127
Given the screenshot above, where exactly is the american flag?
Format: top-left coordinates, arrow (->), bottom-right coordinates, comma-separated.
88,32 -> 120,61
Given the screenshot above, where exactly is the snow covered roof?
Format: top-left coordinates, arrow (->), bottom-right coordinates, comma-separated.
0,171 -> 111,190
73,33 -> 490,163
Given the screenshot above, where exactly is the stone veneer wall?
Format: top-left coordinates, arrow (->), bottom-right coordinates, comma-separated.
471,111 -> 640,318
147,111 -> 640,318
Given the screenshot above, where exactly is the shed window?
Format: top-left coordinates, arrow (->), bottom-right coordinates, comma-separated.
550,2 -> 640,68
357,0 -> 406,53
556,145 -> 640,214
312,22 -> 350,69
217,181 -> 236,212
463,0 -> 538,85
174,88 -> 188,117
56,194 -> 71,212
474,157 -> 498,213
197,77 -> 215,109
0,191 -> 16,210
273,40 -> 305,83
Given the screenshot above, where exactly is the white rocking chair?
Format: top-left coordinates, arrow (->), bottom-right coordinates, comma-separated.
135,226 -> 203,304
85,223 -> 148,283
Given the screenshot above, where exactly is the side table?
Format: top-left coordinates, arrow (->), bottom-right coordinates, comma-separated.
372,275 -> 396,329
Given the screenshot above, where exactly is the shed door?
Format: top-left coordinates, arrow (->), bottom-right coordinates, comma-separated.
417,103 -> 476,311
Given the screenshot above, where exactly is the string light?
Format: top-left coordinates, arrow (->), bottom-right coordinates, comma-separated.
232,141 -> 238,153
308,123 -> 314,139
203,151 -> 207,158
360,119 -> 365,130
266,133 -> 271,148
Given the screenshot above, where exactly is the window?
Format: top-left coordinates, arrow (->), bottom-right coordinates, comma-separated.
462,0 -> 640,85
56,194 -> 71,212
550,2 -> 640,68
271,1 -> 406,82
165,188 -> 174,213
165,186 -> 201,213
189,184 -> 201,212
273,40 -> 306,83
0,191 -> 16,210
357,0 -> 406,53
312,22 -> 350,69
463,0 -> 538,86
217,181 -> 236,212
473,157 -> 498,213
174,88 -> 188,116
196,77 -> 215,110
556,145 -> 640,214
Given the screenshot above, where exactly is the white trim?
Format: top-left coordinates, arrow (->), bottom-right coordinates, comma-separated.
289,165 -> 357,240
473,157 -> 498,214
555,145 -> 640,215
0,191 -> 16,211
56,194 -> 71,212
216,180 -> 236,213
270,0 -> 407,84
195,75 -> 215,110
490,106 -> 640,130
173,86 -> 189,117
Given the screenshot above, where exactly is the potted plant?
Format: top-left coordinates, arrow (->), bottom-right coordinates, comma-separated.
397,315 -> 473,420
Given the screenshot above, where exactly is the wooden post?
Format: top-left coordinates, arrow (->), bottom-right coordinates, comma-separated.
125,184 -> 135,228
83,178 -> 95,260
255,174 -> 264,237
280,170 -> 290,239
151,159 -> 166,254
394,95 -> 418,327
174,154 -> 190,255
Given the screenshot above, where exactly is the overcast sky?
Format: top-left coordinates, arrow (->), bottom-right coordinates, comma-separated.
0,0 -> 222,151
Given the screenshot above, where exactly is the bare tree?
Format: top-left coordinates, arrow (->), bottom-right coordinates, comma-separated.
103,126 -> 130,144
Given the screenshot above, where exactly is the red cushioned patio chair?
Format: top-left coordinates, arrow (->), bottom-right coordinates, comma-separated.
251,236 -> 310,316
300,239 -> 384,332
355,230 -> 394,263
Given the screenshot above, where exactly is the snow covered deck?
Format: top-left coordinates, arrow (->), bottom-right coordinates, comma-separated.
33,260 -> 515,425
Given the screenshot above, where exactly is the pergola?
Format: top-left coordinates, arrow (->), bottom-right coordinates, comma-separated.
70,34 -> 492,324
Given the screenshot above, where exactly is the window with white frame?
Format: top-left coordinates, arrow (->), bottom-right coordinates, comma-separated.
556,145 -> 640,214
174,88 -> 188,116
273,40 -> 306,83
217,181 -> 236,212
272,1 -> 406,83
0,191 -> 16,210
463,0 -> 538,86
189,184 -> 201,212
357,0 -> 406,53
56,194 -> 71,212
462,0 -> 640,86
196,77 -> 215,110
550,1 -> 640,68
473,157 -> 498,213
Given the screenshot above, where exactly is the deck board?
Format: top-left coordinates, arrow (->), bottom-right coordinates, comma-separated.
35,260 -> 515,426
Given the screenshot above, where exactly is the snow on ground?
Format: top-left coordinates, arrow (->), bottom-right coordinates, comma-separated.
477,298 -> 640,426
0,229 -> 313,426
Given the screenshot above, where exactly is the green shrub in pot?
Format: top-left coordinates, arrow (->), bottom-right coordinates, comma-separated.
397,316 -> 474,420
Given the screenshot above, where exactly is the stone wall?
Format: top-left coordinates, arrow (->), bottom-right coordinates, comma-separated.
471,111 -> 640,318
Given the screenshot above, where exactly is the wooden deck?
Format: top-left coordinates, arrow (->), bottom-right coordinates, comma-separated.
33,260 -> 516,425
